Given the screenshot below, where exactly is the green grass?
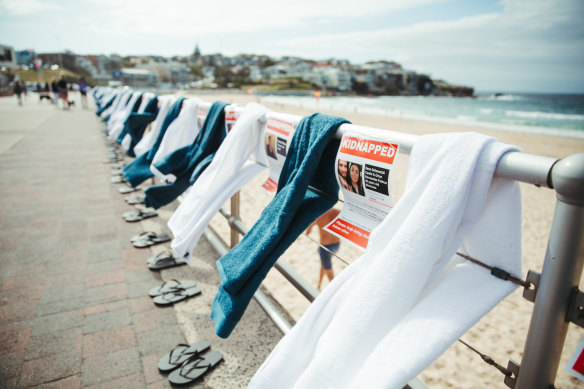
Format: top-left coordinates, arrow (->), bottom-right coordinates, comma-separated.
2,69 -> 84,84
241,78 -> 314,92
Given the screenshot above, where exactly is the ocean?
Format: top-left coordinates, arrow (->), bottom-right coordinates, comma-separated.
262,93 -> 584,139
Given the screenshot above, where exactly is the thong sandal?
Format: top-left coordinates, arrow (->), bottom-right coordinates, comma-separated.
133,236 -> 170,248
119,185 -> 140,194
125,195 -> 144,205
148,253 -> 187,270
123,209 -> 158,222
168,350 -> 223,385
148,279 -> 198,297
147,250 -> 175,265
158,340 -> 210,373
152,286 -> 201,306
130,231 -> 170,244
111,176 -> 127,184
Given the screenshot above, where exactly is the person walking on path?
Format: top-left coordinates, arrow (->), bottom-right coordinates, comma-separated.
306,208 -> 341,290
57,74 -> 70,110
78,77 -> 88,109
13,80 -> 23,106
50,78 -> 60,108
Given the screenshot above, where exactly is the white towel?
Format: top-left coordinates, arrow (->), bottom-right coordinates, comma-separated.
99,89 -> 126,120
121,91 -> 155,152
249,132 -> 522,389
168,103 -> 269,259
133,95 -> 176,157
108,91 -> 142,141
106,90 -> 135,138
150,97 -> 201,182
136,92 -> 155,114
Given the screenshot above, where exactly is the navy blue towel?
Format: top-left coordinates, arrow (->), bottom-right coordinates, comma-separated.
106,92 -> 133,123
115,94 -> 143,144
122,97 -> 185,187
96,94 -> 115,116
124,96 -> 159,157
143,101 -> 229,209
211,113 -> 350,338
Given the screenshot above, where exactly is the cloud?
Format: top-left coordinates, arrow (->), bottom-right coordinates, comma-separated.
273,0 -> 584,91
75,0 -> 446,37
0,0 -> 61,14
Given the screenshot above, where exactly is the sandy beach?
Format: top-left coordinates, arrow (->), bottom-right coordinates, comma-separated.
182,90 -> 584,388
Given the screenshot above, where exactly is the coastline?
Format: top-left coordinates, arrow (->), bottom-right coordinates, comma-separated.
261,94 -> 584,141
187,89 -> 583,388
183,89 -> 584,157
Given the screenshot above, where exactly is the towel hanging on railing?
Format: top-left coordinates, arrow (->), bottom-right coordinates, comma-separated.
133,95 -> 177,157
149,97 -> 202,182
211,113 -> 350,338
115,92 -> 144,144
121,94 -> 159,157
122,97 -> 185,187
108,91 -> 141,141
168,102 -> 270,260
249,132 -> 522,389
143,101 -> 229,209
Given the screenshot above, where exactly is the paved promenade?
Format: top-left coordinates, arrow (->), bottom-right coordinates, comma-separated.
0,95 -> 282,388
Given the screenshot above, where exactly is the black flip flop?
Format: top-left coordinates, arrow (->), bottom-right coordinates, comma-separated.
125,195 -> 144,205
168,350 -> 223,385
130,231 -> 158,243
132,232 -> 171,248
148,253 -> 186,270
123,209 -> 158,222
119,185 -> 140,194
130,231 -> 170,243
158,340 -> 210,373
148,280 -> 197,297
147,250 -> 175,265
152,286 -> 201,305
111,176 -> 127,184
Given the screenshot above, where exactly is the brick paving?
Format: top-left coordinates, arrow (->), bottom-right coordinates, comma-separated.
0,97 -> 187,388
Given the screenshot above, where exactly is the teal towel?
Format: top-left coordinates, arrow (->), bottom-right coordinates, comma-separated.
105,93 -> 132,123
115,94 -> 143,144
211,113 -> 349,338
96,94 -> 115,116
143,101 -> 229,209
125,96 -> 159,157
122,97 -> 185,187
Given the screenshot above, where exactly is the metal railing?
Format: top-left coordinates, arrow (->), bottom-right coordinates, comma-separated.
202,112 -> 584,389
101,88 -> 584,388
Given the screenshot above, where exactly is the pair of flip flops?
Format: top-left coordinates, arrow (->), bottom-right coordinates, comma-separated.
104,155 -> 123,163
125,195 -> 144,205
149,280 -> 201,305
123,209 -> 158,222
158,340 -> 223,385
131,231 -> 171,248
119,185 -> 141,194
111,176 -> 127,184
147,251 -> 187,270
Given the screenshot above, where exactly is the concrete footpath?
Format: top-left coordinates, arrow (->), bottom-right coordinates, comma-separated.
0,95 -> 282,388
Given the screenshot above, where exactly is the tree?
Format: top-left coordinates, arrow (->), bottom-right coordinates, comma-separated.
352,80 -> 369,95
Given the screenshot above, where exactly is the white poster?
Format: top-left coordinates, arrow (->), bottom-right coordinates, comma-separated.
261,113 -> 300,193
224,105 -> 241,133
325,133 -> 399,249
197,103 -> 209,129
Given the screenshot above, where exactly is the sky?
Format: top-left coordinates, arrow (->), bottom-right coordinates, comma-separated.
1,0 -> 583,93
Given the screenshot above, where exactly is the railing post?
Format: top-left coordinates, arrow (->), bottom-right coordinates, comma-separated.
230,191 -> 240,248
516,154 -> 584,389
